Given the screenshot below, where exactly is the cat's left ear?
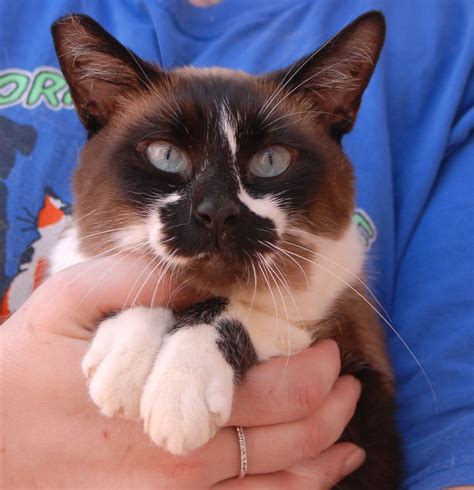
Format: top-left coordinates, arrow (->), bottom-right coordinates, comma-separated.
265,11 -> 385,139
51,14 -> 161,133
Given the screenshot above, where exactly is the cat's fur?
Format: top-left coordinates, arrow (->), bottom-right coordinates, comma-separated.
50,12 -> 402,488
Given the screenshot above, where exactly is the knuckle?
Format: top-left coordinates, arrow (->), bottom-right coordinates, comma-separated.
277,471 -> 300,489
296,377 -> 321,415
301,419 -> 322,459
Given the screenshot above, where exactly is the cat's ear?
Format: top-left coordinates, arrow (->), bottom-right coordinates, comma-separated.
266,11 -> 385,139
51,14 -> 161,132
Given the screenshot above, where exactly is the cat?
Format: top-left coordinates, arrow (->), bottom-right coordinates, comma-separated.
50,11 -> 402,488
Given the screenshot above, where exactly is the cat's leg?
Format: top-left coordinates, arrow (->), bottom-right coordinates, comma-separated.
82,306 -> 174,420
140,298 -> 258,455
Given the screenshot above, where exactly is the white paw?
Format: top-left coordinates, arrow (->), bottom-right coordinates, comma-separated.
82,307 -> 174,419
140,325 -> 234,455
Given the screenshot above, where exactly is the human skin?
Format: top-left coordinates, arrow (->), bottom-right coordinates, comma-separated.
1,254 -> 365,489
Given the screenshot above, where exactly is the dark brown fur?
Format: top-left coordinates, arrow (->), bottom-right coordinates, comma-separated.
323,288 -> 402,488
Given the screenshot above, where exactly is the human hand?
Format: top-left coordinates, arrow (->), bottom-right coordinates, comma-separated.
0,254 -> 364,489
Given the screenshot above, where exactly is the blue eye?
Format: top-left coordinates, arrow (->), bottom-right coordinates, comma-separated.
146,142 -> 190,174
249,146 -> 291,178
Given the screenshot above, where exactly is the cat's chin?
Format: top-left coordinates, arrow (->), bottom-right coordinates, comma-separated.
177,253 -> 246,292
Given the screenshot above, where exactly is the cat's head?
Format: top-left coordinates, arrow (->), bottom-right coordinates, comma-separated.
52,12 -> 385,292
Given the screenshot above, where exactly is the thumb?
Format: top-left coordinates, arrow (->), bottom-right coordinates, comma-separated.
21,253 -> 198,335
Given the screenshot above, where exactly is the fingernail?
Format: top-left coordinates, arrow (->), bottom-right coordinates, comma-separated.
343,447 -> 366,473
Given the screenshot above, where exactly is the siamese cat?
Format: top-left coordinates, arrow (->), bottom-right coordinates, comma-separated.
50,11 -> 401,488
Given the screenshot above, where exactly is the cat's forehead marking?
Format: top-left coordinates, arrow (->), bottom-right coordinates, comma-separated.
219,103 -> 237,160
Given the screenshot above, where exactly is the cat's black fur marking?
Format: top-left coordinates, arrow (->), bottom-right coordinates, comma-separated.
215,318 -> 258,382
110,82 -> 323,259
172,299 -> 258,382
173,297 -> 229,329
158,189 -> 278,260
116,80 -> 326,204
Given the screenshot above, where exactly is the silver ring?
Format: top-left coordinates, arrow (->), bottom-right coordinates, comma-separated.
235,426 -> 248,479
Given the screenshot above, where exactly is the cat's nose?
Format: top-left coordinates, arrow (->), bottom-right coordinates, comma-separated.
194,198 -> 240,232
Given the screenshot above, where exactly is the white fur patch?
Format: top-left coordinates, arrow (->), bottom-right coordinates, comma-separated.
237,186 -> 287,237
289,222 -> 365,325
49,226 -> 88,274
140,324 -> 234,455
228,300 -> 313,360
157,191 -> 182,206
146,193 -> 183,261
146,211 -> 193,266
146,194 -> 208,266
146,209 -> 168,256
82,307 -> 174,419
232,221 -> 365,358
114,222 -> 149,248
219,104 -> 237,159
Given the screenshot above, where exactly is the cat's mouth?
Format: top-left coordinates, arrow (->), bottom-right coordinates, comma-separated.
171,248 -> 250,289
164,236 -> 252,268
186,249 -> 239,267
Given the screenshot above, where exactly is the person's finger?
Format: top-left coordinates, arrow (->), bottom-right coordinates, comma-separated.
227,339 -> 341,427
208,375 -> 361,483
21,254 -> 201,333
285,442 -> 366,489
212,442 -> 365,489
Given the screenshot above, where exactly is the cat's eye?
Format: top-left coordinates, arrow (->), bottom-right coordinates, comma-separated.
249,146 -> 291,178
145,142 -> 190,174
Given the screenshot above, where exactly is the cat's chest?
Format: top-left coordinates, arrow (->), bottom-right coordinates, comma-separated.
227,231 -> 366,358
227,281 -> 341,360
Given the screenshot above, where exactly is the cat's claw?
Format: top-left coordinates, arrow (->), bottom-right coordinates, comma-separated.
140,326 -> 235,455
82,307 -> 174,420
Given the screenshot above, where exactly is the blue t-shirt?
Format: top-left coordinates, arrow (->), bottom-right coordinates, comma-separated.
1,1 -> 473,488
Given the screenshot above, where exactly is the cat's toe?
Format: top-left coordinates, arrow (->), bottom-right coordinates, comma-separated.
140,346 -> 234,455
82,306 -> 174,420
141,392 -> 216,454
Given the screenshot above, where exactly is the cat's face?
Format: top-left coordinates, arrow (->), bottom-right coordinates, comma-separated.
52,13 -> 385,290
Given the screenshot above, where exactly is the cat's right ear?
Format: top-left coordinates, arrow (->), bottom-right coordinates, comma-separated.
51,14 -> 161,133
263,12 -> 385,140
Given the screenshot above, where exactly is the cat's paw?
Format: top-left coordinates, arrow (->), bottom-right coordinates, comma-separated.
82,307 -> 174,420
140,325 -> 234,455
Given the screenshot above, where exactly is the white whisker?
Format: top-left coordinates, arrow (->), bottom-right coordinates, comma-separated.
255,252 -> 280,346
280,245 -> 438,411
264,240 -> 310,288
283,233 -> 392,322
259,252 -> 293,391
129,255 -> 165,310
